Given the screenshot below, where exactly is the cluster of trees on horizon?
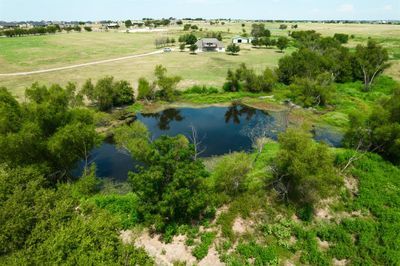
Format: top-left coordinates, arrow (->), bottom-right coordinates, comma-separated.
0,24 -> 92,37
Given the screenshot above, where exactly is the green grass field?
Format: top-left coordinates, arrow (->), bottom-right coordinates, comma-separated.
1,22 -> 399,98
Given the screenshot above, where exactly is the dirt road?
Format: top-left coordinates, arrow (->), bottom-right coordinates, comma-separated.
0,50 -> 164,77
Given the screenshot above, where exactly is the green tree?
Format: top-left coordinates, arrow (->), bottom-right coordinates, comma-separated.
154,65 -> 182,101
276,36 -> 289,52
47,122 -> 101,172
354,40 -> 390,91
251,23 -> 271,38
179,43 -> 186,51
213,152 -> 253,196
137,77 -> 154,101
189,44 -> 198,54
125,19 -> 132,28
115,122 -> 210,231
274,129 -> 342,205
289,73 -> 335,107
344,88 -> 400,164
333,33 -> 349,44
226,43 -> 240,55
0,88 -> 22,134
93,76 -> 115,111
113,80 -> 134,106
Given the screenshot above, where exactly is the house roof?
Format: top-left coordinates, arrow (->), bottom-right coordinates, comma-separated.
196,38 -> 224,49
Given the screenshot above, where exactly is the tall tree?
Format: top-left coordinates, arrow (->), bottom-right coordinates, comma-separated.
276,36 -> 289,52
354,40 -> 389,91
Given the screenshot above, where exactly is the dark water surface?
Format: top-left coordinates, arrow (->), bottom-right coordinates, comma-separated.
74,105 -> 342,180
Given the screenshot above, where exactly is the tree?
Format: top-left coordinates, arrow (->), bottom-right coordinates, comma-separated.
189,44 -> 198,54
276,36 -> 289,52
226,43 -> 240,55
83,26 -> 92,32
279,24 -> 288,30
0,88 -> 22,134
113,80 -> 134,106
48,122 -> 101,172
354,40 -> 389,91
81,77 -> 134,110
125,20 -> 132,28
213,152 -> 252,196
251,23 -> 271,38
344,88 -> 400,164
93,76 -> 115,111
154,65 -> 182,101
273,129 -> 342,205
179,43 -> 186,52
115,122 -> 210,231
289,73 -> 335,107
137,77 -> 154,101
277,48 -> 327,84
333,33 -> 349,44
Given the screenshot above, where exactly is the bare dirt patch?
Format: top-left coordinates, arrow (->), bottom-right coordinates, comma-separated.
135,232 -> 196,266
232,217 -> 254,234
333,258 -> 349,266
317,237 -> 330,251
344,176 -> 359,194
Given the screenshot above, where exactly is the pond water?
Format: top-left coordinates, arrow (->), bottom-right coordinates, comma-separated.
74,104 -> 343,180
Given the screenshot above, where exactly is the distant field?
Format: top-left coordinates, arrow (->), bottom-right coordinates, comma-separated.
1,22 -> 399,98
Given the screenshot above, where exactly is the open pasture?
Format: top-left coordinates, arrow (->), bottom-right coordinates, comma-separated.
1,22 -> 399,98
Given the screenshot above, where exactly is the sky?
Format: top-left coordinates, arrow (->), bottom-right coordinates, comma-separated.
0,0 -> 399,21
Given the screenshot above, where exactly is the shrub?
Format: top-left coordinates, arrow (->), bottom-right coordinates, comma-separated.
213,152 -> 253,197
192,232 -> 216,260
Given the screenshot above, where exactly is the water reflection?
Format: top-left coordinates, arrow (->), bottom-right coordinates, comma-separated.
141,109 -> 184,130
224,104 -> 256,124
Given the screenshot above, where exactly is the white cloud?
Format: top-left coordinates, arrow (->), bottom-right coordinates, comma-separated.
338,4 -> 354,13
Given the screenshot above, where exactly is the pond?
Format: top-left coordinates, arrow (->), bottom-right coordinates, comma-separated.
73,104 -> 343,180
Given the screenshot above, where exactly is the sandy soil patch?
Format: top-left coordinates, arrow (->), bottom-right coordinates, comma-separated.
344,176 -> 359,194
135,232 -> 196,266
317,237 -> 330,251
134,230 -> 225,266
333,258 -> 349,266
232,217 -> 254,234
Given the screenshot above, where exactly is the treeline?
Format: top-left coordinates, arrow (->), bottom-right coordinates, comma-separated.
143,18 -> 171,27
154,37 -> 176,48
280,30 -> 389,90
222,31 -> 389,108
0,24 -> 86,37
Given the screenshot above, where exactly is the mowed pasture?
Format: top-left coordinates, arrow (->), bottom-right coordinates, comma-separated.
1,22 -> 399,98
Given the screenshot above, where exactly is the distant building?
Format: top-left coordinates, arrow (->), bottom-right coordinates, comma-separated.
195,38 -> 225,52
232,36 -> 254,44
105,22 -> 120,29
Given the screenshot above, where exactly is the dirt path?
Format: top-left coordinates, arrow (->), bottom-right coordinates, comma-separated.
0,50 -> 164,77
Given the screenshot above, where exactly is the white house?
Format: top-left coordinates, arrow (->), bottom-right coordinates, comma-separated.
232,36 -> 254,44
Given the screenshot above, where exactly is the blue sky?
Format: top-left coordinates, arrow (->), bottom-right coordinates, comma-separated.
0,0 -> 399,21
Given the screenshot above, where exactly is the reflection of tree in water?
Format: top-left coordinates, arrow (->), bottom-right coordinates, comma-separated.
142,108 -> 184,130
224,104 -> 257,124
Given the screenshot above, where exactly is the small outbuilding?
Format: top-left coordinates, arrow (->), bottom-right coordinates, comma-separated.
195,38 -> 225,52
232,36 -> 254,44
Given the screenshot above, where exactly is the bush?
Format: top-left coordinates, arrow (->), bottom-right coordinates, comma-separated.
192,232 -> 216,260
184,85 -> 219,94
213,152 -> 252,197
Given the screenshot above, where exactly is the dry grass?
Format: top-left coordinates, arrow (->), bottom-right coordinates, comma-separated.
1,21 -> 399,98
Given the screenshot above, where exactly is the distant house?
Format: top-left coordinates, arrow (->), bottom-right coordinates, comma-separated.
195,38 -> 225,52
232,36 -> 254,44
105,23 -> 120,29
